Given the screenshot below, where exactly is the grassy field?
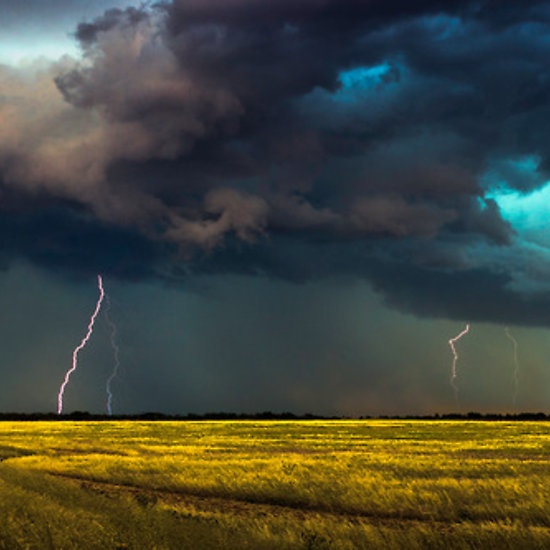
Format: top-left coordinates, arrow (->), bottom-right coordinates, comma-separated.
0,420 -> 548,549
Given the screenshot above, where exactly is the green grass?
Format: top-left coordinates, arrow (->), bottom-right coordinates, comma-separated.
0,420 -> 548,548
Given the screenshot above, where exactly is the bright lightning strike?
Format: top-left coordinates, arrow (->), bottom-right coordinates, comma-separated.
104,293 -> 121,416
448,323 -> 470,408
504,327 -> 520,410
57,275 -> 105,415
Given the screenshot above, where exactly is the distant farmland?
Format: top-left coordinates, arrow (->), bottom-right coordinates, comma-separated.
0,420 -> 548,549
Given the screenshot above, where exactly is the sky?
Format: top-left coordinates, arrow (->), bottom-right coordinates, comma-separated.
1,0 -> 550,416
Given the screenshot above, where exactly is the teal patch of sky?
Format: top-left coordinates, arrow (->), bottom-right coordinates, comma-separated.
339,64 -> 390,89
299,61 -> 401,105
334,62 -> 401,102
483,155 -> 550,246
295,61 -> 404,126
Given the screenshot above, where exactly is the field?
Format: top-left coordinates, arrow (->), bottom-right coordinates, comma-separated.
0,420 -> 548,549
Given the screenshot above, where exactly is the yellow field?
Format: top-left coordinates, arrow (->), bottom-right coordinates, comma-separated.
0,420 -> 548,549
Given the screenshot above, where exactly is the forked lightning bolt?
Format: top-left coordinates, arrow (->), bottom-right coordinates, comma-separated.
504,327 -> 520,409
57,275 -> 105,414
448,323 -> 470,407
104,293 -> 121,416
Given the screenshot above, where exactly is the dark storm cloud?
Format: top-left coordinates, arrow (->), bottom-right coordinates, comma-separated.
2,0 -> 550,325
366,261 -> 550,327
0,204 -> 162,280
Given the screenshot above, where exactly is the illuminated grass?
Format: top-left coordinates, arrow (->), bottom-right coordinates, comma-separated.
0,420 -> 548,548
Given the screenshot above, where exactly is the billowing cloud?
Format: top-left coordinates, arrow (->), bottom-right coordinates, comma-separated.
166,188 -> 269,249
1,0 -> 550,326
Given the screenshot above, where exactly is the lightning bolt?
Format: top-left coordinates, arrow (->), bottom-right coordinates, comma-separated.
504,327 -> 520,410
448,323 -> 470,408
104,293 -> 121,416
57,274 -> 105,415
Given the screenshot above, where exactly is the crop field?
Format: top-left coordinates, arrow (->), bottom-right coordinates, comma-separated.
0,420 -> 548,549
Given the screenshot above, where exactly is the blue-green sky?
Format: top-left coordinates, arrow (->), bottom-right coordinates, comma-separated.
1,1 -> 136,63
0,1 -> 549,415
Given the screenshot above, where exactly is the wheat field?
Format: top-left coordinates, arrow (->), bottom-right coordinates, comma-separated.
0,420 -> 548,549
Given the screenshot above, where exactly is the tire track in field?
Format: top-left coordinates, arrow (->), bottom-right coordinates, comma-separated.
48,471 -> 424,523
46,472 -> 550,530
